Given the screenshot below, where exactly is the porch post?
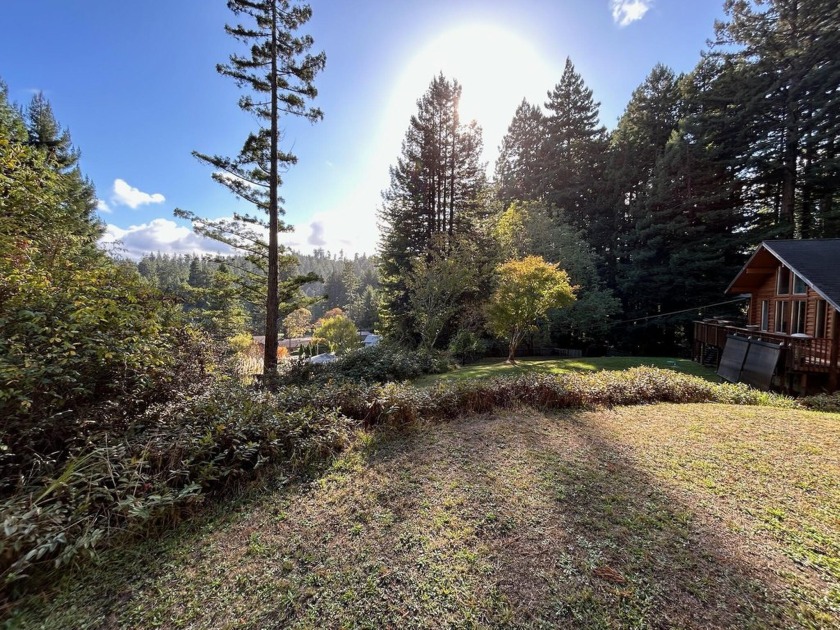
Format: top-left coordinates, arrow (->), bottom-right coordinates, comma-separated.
830,308 -> 839,392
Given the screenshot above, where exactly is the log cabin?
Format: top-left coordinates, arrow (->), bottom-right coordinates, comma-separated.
694,239 -> 840,393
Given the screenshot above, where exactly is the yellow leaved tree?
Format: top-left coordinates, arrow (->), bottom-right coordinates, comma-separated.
487,256 -> 576,363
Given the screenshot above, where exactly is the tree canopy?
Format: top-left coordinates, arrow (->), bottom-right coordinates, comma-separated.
486,256 -> 576,362
314,313 -> 358,355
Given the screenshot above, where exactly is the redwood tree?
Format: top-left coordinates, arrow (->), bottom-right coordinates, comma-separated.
377,74 -> 487,341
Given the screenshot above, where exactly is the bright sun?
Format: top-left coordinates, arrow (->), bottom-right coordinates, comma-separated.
388,24 -> 558,166
316,25 -> 559,256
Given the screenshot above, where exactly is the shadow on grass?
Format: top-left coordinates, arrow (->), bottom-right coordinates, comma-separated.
9,409 -> 823,628
241,411 -> 798,628
492,413 -> 790,627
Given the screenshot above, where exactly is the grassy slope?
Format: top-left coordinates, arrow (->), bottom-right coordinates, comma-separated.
414,356 -> 719,386
7,404 -> 839,629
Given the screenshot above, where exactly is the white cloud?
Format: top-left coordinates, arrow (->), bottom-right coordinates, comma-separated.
100,218 -> 232,260
281,204 -> 378,257
307,221 -> 328,246
100,200 -> 379,262
611,0 -> 653,27
111,178 -> 166,209
96,199 -> 111,213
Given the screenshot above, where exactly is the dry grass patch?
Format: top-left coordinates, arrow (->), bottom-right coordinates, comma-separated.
6,404 -> 839,629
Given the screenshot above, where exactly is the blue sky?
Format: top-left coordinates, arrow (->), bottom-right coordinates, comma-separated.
2,0 -> 726,259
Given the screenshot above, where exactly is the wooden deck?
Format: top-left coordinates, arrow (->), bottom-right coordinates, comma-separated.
693,320 -> 839,377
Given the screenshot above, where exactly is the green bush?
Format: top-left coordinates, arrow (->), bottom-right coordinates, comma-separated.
448,330 -> 489,364
0,324 -> 214,497
800,392 -> 840,414
1,378 -> 353,594
326,343 -> 454,383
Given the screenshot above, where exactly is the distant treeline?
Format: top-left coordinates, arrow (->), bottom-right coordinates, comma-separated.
135,249 -> 380,333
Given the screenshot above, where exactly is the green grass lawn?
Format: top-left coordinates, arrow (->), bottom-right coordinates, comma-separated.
414,355 -> 719,386
8,404 -> 838,629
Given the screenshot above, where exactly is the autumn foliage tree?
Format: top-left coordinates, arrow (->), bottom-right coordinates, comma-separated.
313,313 -> 358,355
283,307 -> 312,338
486,256 -> 576,362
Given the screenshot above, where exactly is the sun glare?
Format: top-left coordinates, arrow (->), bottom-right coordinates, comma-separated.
314,24 -> 559,256
387,24 -> 558,167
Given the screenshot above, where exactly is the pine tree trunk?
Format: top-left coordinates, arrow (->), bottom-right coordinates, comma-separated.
781,124 -> 798,238
264,0 -> 280,388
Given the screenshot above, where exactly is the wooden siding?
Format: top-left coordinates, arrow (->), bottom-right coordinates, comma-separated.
693,320 -> 840,393
745,262 -> 834,339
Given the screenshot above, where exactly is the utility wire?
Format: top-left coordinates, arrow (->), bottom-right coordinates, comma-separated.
617,296 -> 749,325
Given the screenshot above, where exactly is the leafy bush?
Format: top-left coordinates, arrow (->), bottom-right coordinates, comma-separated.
0,259 -> 180,424
800,392 -> 840,414
448,329 -> 489,364
328,343 -> 454,383
0,326 -> 213,496
1,378 -> 353,594
275,354 -> 324,385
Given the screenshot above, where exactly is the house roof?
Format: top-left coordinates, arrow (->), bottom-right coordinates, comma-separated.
252,336 -> 313,349
726,239 -> 840,311
308,352 -> 338,364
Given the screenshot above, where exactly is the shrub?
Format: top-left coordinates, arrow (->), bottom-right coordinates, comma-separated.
328,343 -> 454,383
275,367 -> 797,429
0,326 -> 214,498
800,392 -> 840,414
0,378 -> 353,594
448,329 -> 489,364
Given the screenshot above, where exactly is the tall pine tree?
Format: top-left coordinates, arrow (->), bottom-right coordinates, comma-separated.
541,58 -> 607,234
24,91 -> 100,246
495,98 -> 545,205
709,0 -> 840,238
607,64 -> 683,294
615,62 -> 748,353
175,0 -> 325,384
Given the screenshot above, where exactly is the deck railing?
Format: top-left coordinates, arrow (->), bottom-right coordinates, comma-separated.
693,320 -> 836,373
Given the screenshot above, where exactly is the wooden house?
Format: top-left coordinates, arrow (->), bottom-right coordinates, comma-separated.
694,239 -> 840,393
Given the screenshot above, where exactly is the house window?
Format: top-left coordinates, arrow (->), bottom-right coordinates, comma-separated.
792,300 -> 806,334
815,300 -> 828,338
775,300 -> 789,333
760,300 -> 769,331
777,267 -> 791,295
793,274 -> 807,294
